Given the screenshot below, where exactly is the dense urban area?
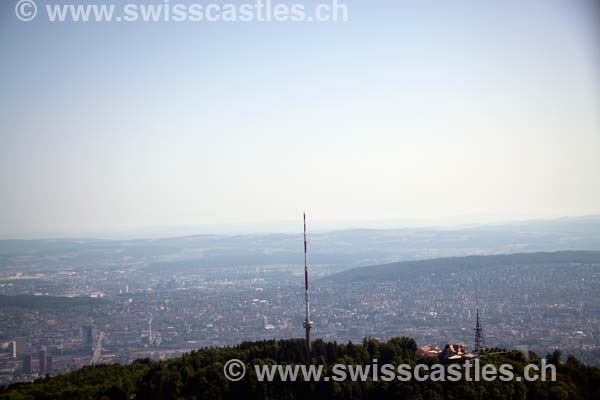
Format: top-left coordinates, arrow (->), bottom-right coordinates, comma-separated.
1,220 -> 600,385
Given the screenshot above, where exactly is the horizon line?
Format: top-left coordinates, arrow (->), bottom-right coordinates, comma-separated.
1,213 -> 599,242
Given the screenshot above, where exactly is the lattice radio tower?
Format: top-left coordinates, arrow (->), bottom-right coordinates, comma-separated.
474,298 -> 486,353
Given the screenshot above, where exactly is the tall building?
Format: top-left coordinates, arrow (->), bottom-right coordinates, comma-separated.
46,356 -> 53,374
9,341 -> 17,359
83,325 -> 94,350
15,337 -> 27,356
39,350 -> 47,375
22,354 -> 32,374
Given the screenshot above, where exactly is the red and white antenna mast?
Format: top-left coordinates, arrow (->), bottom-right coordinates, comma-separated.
303,212 -> 313,357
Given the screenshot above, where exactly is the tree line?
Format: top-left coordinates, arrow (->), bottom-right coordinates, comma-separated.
1,337 -> 599,400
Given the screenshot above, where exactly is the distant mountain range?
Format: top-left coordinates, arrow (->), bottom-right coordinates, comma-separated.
1,216 -> 600,272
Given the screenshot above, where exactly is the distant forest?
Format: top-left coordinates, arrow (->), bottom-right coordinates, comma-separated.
326,251 -> 600,283
0,296 -> 103,310
1,337 -> 599,400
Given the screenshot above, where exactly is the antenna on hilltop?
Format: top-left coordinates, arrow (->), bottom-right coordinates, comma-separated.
474,297 -> 485,354
303,212 -> 313,358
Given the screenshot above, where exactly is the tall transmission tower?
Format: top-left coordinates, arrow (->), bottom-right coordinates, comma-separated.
302,212 -> 313,358
474,299 -> 485,354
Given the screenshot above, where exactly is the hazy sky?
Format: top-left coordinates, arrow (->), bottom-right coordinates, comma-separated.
1,0 -> 599,237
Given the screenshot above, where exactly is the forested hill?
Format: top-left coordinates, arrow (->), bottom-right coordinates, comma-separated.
1,338 -> 599,400
0,295 -> 104,310
325,251 -> 600,283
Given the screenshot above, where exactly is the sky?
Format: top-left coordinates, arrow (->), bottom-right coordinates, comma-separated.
1,0 -> 599,238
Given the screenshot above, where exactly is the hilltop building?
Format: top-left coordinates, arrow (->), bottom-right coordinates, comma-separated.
440,344 -> 477,361
416,345 -> 441,358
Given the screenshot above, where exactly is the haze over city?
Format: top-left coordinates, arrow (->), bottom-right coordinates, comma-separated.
1,0 -> 600,238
